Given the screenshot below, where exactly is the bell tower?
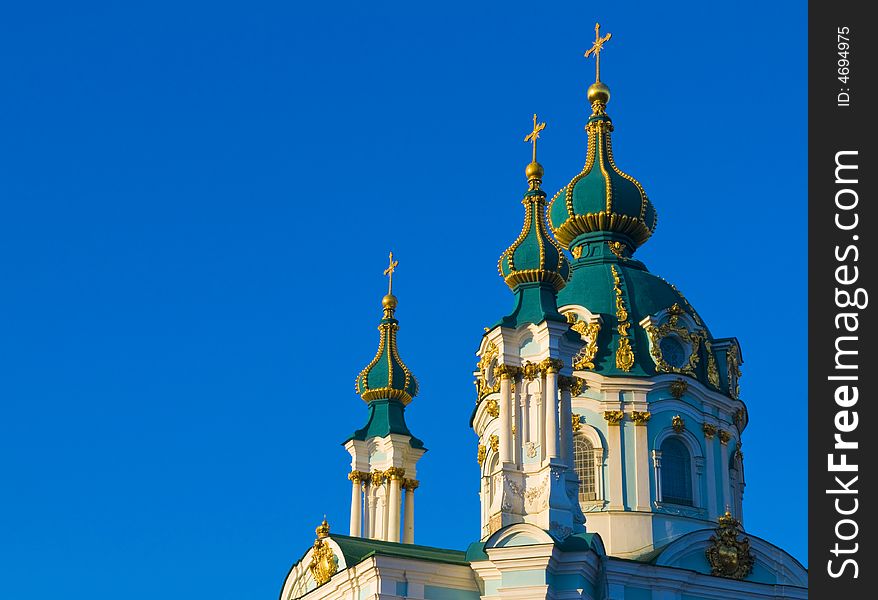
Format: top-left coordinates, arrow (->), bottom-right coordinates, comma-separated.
472,117 -> 585,540
344,254 -> 424,543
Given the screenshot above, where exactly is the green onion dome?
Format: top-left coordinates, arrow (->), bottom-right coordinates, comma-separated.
498,161 -> 571,292
355,293 -> 418,405
548,82 -> 657,253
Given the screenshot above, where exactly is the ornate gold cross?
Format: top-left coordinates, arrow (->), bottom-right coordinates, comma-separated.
383,251 -> 399,294
584,22 -> 612,82
524,114 -> 546,163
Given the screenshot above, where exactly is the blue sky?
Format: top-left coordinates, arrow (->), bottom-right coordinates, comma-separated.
0,2 -> 806,599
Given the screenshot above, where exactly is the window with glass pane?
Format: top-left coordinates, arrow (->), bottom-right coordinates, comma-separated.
660,437 -> 693,506
574,436 -> 596,501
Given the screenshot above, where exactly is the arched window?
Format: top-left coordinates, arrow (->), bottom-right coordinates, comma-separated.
574,435 -> 596,501
660,437 -> 692,506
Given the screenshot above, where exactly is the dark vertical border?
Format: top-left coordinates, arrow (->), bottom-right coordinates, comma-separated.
809,1 -> 876,597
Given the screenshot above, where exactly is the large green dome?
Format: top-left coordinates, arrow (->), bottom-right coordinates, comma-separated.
548,83 -> 657,252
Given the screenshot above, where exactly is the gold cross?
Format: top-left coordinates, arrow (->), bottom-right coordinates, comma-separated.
584,22 -> 612,83
523,114 -> 546,163
383,251 -> 399,295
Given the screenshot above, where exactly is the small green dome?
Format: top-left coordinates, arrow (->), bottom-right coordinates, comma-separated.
355,298 -> 418,405
499,186 -> 571,292
548,89 -> 657,252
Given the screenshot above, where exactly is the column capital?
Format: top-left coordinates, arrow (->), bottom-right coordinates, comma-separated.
702,423 -> 717,439
539,357 -> 563,374
348,470 -> 370,483
630,410 -> 651,426
403,478 -> 420,491
370,470 -> 387,486
604,410 -> 624,425
495,364 -> 520,380
719,429 -> 732,445
385,467 -> 406,480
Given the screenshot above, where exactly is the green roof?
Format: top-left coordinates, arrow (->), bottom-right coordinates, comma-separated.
345,398 -> 425,449
329,534 -> 469,567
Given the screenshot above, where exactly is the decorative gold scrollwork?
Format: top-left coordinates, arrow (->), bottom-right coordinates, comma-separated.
643,303 -> 701,375
476,341 -> 501,399
309,519 -> 338,586
611,266 -> 635,371
567,312 -> 601,370
705,512 -> 754,580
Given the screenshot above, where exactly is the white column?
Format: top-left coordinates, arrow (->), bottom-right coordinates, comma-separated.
403,479 -> 417,543
499,368 -> 514,464
544,369 -> 559,459
652,450 -> 663,502
703,430 -> 719,519
559,383 -> 573,464
349,472 -> 363,537
387,470 -> 403,542
606,414 -> 625,510
633,417 -> 651,511
366,482 -> 376,538
719,430 -> 731,512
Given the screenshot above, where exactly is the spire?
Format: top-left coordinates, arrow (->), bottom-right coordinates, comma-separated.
355,253 -> 419,405
548,24 -> 657,256
498,115 -> 570,289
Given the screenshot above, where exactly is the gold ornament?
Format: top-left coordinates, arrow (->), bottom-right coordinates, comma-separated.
476,341 -> 501,399
669,378 -> 688,399
611,266 -> 635,371
486,398 -> 500,418
309,518 -> 338,587
572,414 -> 583,432
607,241 -> 626,258
489,434 -> 499,452
567,313 -> 601,370
477,444 -> 486,466
727,346 -> 742,399
705,339 -> 721,388
671,415 -> 685,433
705,512 -> 754,580
584,22 -> 612,85
643,305 -> 702,375
702,423 -> 717,439
718,430 -> 731,445
604,410 -> 624,425
631,411 -> 651,426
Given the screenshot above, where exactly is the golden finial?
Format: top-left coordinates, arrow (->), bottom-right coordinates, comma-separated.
383,251 -> 399,295
584,22 -> 612,83
382,252 -> 399,315
524,114 -> 546,164
315,516 -> 330,539
523,114 -> 546,189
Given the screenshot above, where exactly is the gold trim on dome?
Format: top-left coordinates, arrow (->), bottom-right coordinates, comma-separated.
611,266 -> 635,371
552,211 -> 653,250
727,346 -> 742,400
566,312 -> 601,370
704,339 -> 721,389
498,189 -> 569,292
356,317 -> 416,405
359,387 -> 414,404
643,304 -> 702,375
607,241 -> 626,258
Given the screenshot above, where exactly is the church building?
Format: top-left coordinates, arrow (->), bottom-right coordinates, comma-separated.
278,25 -> 807,600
